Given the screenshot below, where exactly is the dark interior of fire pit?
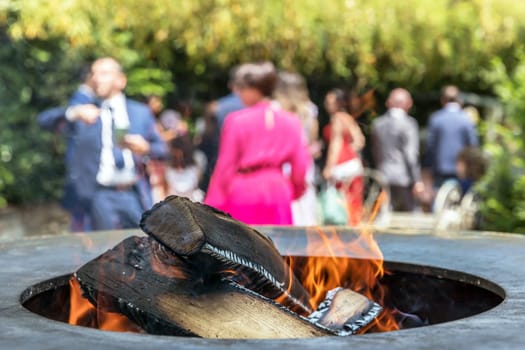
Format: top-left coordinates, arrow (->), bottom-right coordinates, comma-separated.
21,259 -> 504,336
375,261 -> 505,327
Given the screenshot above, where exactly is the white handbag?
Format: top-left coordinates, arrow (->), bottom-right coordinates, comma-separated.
331,158 -> 364,182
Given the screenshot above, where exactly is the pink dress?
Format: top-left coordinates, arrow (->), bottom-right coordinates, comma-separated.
205,101 -> 310,225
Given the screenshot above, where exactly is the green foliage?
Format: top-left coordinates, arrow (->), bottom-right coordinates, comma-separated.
0,32 -> 84,206
475,128 -> 525,233
1,0 -> 525,220
475,55 -> 525,233
4,0 -> 525,91
126,67 -> 174,98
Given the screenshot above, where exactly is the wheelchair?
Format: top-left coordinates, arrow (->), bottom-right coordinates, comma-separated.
433,179 -> 481,231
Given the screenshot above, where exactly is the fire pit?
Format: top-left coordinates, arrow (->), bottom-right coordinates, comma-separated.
1,227 -> 525,349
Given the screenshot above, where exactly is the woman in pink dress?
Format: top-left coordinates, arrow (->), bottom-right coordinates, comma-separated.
205,62 -> 310,225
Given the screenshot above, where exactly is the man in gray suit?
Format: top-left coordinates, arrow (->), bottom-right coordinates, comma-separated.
371,88 -> 423,211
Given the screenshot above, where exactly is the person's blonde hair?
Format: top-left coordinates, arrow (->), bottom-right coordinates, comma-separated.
274,71 -> 313,122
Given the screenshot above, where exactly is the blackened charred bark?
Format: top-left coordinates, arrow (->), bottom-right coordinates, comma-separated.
140,196 -> 313,315
75,236 -> 328,338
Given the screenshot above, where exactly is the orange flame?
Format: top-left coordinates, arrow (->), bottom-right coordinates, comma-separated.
285,190 -> 399,332
68,278 -> 142,332
274,256 -> 304,308
68,278 -> 96,326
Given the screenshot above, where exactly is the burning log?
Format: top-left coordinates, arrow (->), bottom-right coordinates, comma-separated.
75,235 -> 381,338
74,196 -> 383,338
75,236 -> 327,338
140,196 -> 312,315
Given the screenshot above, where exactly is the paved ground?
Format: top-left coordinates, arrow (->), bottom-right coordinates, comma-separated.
385,212 -> 435,232
0,203 -> 70,243
2,227 -> 524,349
0,201 -> 437,243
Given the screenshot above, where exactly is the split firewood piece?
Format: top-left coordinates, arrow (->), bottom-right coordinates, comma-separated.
308,287 -> 383,335
140,195 -> 313,315
153,283 -> 329,339
75,236 -> 328,338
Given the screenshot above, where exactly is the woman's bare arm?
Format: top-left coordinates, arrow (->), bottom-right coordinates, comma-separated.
322,114 -> 344,178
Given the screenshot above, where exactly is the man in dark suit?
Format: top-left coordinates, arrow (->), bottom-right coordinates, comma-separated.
423,85 -> 478,190
38,68 -> 98,231
371,88 -> 423,212
39,57 -> 167,231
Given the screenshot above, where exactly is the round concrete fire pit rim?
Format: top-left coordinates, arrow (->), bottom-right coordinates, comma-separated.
1,227 -> 524,349
19,257 -> 505,322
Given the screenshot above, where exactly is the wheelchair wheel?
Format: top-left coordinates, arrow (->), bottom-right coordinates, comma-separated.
433,180 -> 462,214
459,191 -> 481,230
433,180 -> 462,230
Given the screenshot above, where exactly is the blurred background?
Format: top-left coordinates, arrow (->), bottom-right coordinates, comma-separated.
0,0 -> 524,235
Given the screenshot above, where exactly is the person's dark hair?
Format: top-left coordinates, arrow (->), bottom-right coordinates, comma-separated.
234,61 -> 277,97
228,65 -> 240,89
441,85 -> 461,104
77,63 -> 93,83
457,146 -> 487,181
169,134 -> 196,169
327,88 -> 349,112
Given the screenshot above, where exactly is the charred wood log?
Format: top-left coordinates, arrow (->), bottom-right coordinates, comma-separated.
75,236 -> 328,338
140,196 -> 313,315
75,196 -> 383,337
76,235 -> 382,337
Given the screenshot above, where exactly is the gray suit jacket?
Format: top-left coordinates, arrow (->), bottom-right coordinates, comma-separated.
371,109 -> 421,187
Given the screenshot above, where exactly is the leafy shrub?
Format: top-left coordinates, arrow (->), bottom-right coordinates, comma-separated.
476,56 -> 525,233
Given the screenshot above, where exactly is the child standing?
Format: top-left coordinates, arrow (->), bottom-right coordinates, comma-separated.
165,134 -> 205,202
456,146 -> 487,195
